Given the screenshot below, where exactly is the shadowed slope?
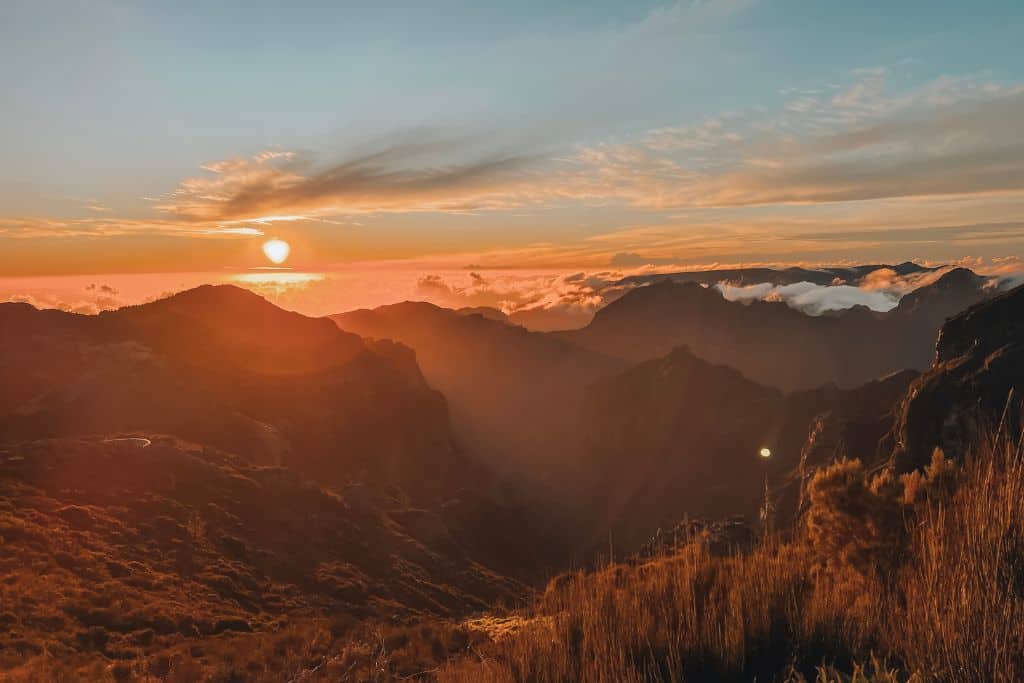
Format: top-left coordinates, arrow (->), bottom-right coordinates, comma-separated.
333,301 -> 625,479
0,286 -> 473,505
576,348 -> 916,554
562,268 -> 987,391
0,436 -> 523,670
893,282 -> 1024,470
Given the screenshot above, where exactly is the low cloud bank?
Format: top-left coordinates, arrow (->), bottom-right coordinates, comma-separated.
415,270 -> 632,331
3,283 -> 124,315
8,261 -> 1021,331
715,281 -> 900,315
414,265 -> 981,328
714,267 -> 962,315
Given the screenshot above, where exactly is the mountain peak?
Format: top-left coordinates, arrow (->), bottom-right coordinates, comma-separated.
936,281 -> 1024,363
894,267 -> 986,314
99,284 -> 366,374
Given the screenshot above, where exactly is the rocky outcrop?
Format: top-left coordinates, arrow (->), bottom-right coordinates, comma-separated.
892,283 -> 1024,471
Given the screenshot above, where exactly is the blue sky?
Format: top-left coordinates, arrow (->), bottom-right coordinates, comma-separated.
2,0 -> 1024,279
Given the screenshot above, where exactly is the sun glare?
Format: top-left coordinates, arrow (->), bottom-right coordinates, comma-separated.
262,239 -> 291,264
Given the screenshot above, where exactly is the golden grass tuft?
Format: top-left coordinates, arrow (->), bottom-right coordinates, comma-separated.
438,431 -> 1024,682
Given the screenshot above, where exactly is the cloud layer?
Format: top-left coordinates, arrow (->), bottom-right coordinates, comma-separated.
142,71 -> 1024,229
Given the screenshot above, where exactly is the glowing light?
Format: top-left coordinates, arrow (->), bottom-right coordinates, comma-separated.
759,447 -> 772,458
229,271 -> 324,297
231,272 -> 323,286
262,239 -> 291,264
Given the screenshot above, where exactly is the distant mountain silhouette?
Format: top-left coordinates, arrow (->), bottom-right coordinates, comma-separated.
574,347 -> 915,553
0,286 -> 473,505
892,282 -> 1024,471
561,268 -> 988,391
456,306 -> 509,322
613,261 -> 936,288
99,284 -> 368,375
332,301 -> 625,480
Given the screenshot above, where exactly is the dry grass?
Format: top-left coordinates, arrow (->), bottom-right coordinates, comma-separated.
897,433 -> 1024,679
0,437 -> 521,682
7,432 -> 1024,681
437,432 -> 1024,683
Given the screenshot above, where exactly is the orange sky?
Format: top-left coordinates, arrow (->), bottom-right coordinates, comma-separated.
4,2 -> 1024,314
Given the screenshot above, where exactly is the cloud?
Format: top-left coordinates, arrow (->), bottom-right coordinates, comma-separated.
157,141 -> 543,222
608,252 -> 687,268
561,75 -> 1024,209
713,266 -> 969,315
5,283 -> 124,314
146,69 -> 1024,228
414,262 -> 990,328
414,269 -> 633,330
0,216 -> 266,239
715,280 -> 900,314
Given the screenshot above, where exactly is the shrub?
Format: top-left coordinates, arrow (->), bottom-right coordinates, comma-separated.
897,435 -> 1024,680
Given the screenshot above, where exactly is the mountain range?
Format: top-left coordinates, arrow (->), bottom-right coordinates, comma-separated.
561,266 -> 989,391
4,262 -> 1024,675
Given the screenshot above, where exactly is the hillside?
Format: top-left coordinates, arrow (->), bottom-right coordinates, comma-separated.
0,436 -> 522,675
431,283 -> 1024,682
893,281 -> 1024,471
333,302 -> 625,479
0,287 -> 475,505
4,276 -> 1023,682
575,347 -> 915,554
561,267 -> 988,391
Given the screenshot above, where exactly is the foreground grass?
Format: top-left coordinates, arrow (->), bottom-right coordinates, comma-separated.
437,434 -> 1024,682
10,432 -> 1024,681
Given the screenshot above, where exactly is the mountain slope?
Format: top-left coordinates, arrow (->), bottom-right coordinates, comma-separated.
892,282 -> 1024,471
332,302 -> 625,479
0,436 -> 522,667
575,347 -> 916,553
561,268 -> 988,392
0,287 -> 474,505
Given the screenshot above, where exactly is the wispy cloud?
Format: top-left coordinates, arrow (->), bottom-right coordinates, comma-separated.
0,217 -> 264,239
560,72 -> 1024,209
148,70 -> 1024,226
3,55 -> 1024,282
156,140 -> 542,222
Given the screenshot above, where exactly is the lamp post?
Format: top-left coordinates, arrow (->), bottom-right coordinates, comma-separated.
758,447 -> 774,537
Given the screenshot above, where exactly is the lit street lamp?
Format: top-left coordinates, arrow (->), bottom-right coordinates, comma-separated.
758,446 -> 774,534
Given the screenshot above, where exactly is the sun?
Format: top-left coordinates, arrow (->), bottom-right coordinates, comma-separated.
262,239 -> 290,265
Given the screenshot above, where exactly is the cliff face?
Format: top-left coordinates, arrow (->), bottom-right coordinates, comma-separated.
892,283 -> 1024,471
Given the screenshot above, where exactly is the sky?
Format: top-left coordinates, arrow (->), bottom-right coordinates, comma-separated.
2,0 -> 1024,321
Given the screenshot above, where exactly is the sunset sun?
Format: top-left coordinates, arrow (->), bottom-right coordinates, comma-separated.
262,239 -> 290,265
